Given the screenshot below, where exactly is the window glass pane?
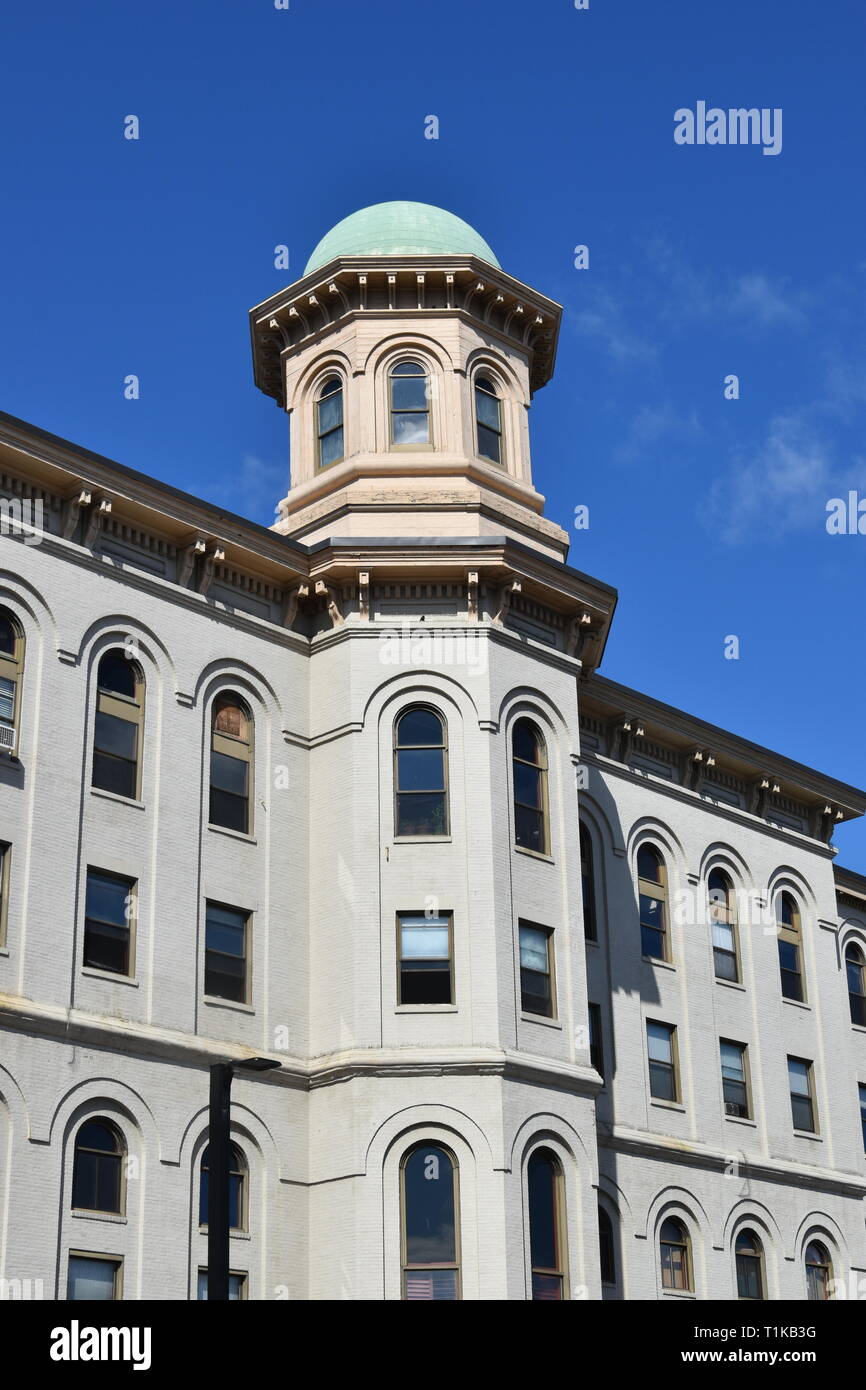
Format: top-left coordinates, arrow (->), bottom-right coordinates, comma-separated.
397,709 -> 443,746
391,376 -> 428,411
403,1146 -> 456,1265
788,1059 -> 810,1095
197,1271 -> 245,1300
860,1085 -> 866,1150
477,424 -> 501,463
67,1257 -> 117,1301
514,805 -> 545,853
519,926 -> 549,974
521,968 -> 552,1016
647,1023 -> 672,1063
211,750 -> 248,797
637,845 -> 662,882
404,1269 -> 458,1300
720,1042 -> 745,1080
86,873 -> 129,927
0,677 -> 15,723
512,721 -> 541,764
392,412 -> 429,445
319,426 -> 344,467
98,651 -> 136,699
528,1152 -> 558,1272
401,919 -> 449,960
396,791 -> 448,837
475,387 -> 500,430
396,747 -> 444,792
712,920 -> 735,952
0,618 -> 15,655
318,392 -> 342,435
513,761 -> 542,809
94,710 -> 137,761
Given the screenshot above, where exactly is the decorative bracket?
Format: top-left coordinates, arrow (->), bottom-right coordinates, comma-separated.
197,542 -> 225,596
177,537 -> 206,589
62,487 -> 92,541
358,571 -> 370,621
281,581 -> 309,629
83,496 -> 112,550
467,571 -> 479,622
493,578 -> 521,626
315,579 -> 344,628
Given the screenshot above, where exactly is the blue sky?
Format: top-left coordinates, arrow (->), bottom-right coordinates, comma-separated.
2,0 -> 866,865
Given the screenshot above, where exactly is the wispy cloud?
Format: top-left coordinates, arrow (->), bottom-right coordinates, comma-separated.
614,402 -> 703,464
704,413 -> 838,544
571,287 -> 657,362
201,453 -> 285,526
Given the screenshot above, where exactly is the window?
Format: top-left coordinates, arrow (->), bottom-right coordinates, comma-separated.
846,943 -> 866,1026
400,1142 -> 460,1300
72,1120 -> 124,1213
512,718 -> 549,855
860,1084 -> 866,1152
519,922 -> 555,1018
204,902 -> 249,1003
199,1143 -> 247,1230
647,1021 -> 679,1103
197,1270 -> 247,1300
805,1241 -> 832,1301
209,694 -> 253,834
398,911 -> 453,1005
83,869 -> 134,976
528,1149 -> 567,1300
709,868 -> 739,982
788,1056 -> 816,1133
580,822 -> 597,941
316,375 -> 344,468
0,609 -> 23,754
92,649 -> 144,800
720,1040 -> 750,1119
735,1229 -> 765,1300
598,1207 -> 616,1286
0,842 -> 10,948
67,1254 -> 122,1301
776,892 -> 804,1001
638,844 -> 668,961
390,361 -> 430,446
659,1218 -> 692,1292
588,1002 -> 604,1076
393,707 -> 448,837
474,376 -> 502,464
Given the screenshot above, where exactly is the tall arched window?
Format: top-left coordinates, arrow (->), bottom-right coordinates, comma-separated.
400,1142 -> 460,1300
316,375 -> 344,468
474,375 -> 502,464
199,1142 -> 247,1231
393,707 -> 448,837
659,1217 -> 692,1292
512,719 -> 549,855
735,1229 -> 765,1300
0,610 -> 24,754
708,868 -> 739,982
638,844 -> 669,961
805,1241 -> 833,1301
580,822 -> 598,942
72,1119 -> 125,1214
598,1206 -> 616,1286
209,694 -> 253,834
845,943 -> 866,1026
92,650 -> 144,799
776,891 -> 804,1001
527,1148 -> 567,1300
389,361 -> 430,446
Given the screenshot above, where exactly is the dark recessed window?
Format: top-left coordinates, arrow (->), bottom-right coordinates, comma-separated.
776,892 -> 804,1001
647,1021 -> 678,1102
598,1206 -> 616,1286
860,1084 -> 866,1152
67,1255 -> 121,1301
721,1040 -> 750,1118
204,902 -> 249,1003
394,707 -> 448,837
72,1120 -> 124,1214
390,361 -> 430,446
475,376 -> 502,464
512,719 -> 549,855
317,375 -> 344,468
210,694 -> 253,834
92,649 -> 144,800
580,822 -> 597,942
846,943 -> 866,1026
199,1142 -> 246,1230
83,869 -> 134,976
528,1148 -> 567,1300
788,1056 -> 816,1133
805,1241 -> 832,1301
197,1269 -> 247,1300
400,1143 -> 459,1300
588,1002 -> 604,1076
0,609 -> 23,753
660,1217 -> 691,1292
398,911 -> 453,1005
519,922 -> 554,1018
735,1229 -> 765,1300
638,844 -> 668,961
709,868 -> 738,982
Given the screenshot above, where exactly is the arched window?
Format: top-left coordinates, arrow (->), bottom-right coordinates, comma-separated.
389,361 -> 430,446
316,375 -> 344,468
527,1148 -> 567,1300
512,719 -> 549,855
805,1241 -> 833,1301
708,868 -> 739,982
199,1142 -> 247,1231
776,891 -> 804,1001
598,1206 -> 616,1286
209,694 -> 253,834
845,943 -> 866,1026
400,1142 -> 459,1300
0,610 -> 24,754
638,844 -> 669,961
735,1229 -> 765,1300
659,1217 -> 692,1292
72,1119 -> 125,1214
393,707 -> 448,837
474,375 -> 502,464
92,650 -> 145,799
580,822 -> 597,942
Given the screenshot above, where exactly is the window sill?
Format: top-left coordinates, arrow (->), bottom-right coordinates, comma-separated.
715,977 -> 746,992
203,995 -> 255,1015
782,996 -> 811,1012
514,846 -> 555,865
0,946 -> 9,958
81,967 -> 138,987
850,1022 -> 866,1035
642,955 -> 676,972
207,823 -> 257,846
90,787 -> 145,811
792,1128 -> 823,1142
392,836 -> 452,845
662,1290 -> 696,1300
650,1098 -> 685,1113
395,1004 -> 458,1013
584,936 -> 600,948
198,1226 -> 251,1242
724,1114 -> 757,1128
71,1210 -> 128,1225
520,1012 -> 562,1030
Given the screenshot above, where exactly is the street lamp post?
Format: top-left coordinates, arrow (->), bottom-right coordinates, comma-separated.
207,1057 -> 280,1300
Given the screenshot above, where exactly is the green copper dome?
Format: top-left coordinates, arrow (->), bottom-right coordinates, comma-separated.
303,201 -> 500,275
